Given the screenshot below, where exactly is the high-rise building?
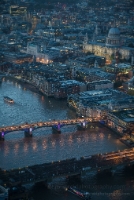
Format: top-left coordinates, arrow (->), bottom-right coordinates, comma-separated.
9,5 -> 27,16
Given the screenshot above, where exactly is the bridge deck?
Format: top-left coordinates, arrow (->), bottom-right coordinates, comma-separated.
0,118 -> 98,133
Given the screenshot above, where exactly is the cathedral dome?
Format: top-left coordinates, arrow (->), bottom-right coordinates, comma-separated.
108,27 -> 120,38
106,27 -> 121,47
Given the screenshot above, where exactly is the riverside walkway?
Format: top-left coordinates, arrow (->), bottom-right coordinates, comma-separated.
0,148 -> 134,186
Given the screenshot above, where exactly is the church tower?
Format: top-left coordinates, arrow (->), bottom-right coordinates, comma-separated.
83,33 -> 88,45
94,60 -> 99,68
92,24 -> 99,42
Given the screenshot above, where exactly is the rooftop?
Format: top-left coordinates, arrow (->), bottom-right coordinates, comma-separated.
111,109 -> 134,123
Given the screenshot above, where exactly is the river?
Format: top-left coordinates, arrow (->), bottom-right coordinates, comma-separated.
0,78 -> 134,200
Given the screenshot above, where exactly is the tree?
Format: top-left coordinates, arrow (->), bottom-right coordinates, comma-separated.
110,53 -> 114,62
128,90 -> 134,96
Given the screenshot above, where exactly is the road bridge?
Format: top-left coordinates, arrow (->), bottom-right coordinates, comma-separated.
0,148 -> 134,186
0,118 -> 100,140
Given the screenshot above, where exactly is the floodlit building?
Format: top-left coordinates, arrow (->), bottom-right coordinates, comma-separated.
9,5 -> 27,16
83,26 -> 134,62
107,109 -> 134,134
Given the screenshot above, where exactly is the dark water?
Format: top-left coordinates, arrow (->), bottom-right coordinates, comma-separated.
0,78 -> 134,200
30,179 -> 134,200
0,78 -> 75,126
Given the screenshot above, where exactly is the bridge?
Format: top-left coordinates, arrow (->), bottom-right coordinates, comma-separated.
0,117 -> 100,140
0,148 -> 134,187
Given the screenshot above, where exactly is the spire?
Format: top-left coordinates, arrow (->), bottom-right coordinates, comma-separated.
92,23 -> 98,42
94,60 -> 99,68
128,18 -> 130,26
131,54 -> 134,66
83,33 -> 88,45
95,24 -> 98,35
49,21 -> 52,30
113,18 -> 116,28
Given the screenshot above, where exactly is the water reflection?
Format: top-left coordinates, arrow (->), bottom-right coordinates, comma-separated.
24,141 -> 28,152
32,140 -> 37,151
14,143 -> 19,154
0,127 -> 127,170
4,144 -> 9,155
0,79 -> 127,170
42,139 -> 47,150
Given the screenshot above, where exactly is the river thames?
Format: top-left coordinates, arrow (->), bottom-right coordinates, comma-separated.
0,77 -> 127,169
0,78 -> 134,200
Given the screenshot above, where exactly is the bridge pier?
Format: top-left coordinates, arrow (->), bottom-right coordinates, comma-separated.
24,127 -> 33,137
0,131 -> 5,141
77,121 -> 88,131
52,123 -> 61,134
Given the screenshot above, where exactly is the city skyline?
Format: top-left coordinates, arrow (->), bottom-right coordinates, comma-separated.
0,0 -> 134,199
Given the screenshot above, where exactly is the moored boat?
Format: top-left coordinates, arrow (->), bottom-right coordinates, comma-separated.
67,187 -> 91,199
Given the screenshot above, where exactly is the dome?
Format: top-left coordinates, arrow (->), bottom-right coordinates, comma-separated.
106,27 -> 121,47
108,27 -> 120,38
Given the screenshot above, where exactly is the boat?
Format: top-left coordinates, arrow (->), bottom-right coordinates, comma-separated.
4,96 -> 14,103
67,187 -> 91,199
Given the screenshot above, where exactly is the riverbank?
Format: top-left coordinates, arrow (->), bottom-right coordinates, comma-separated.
120,136 -> 134,147
4,75 -> 43,95
104,124 -> 134,148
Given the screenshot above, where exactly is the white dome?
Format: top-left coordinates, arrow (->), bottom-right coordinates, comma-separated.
106,27 -> 121,47
108,27 -> 120,38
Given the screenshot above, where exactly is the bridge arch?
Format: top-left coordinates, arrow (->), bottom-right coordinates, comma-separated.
0,118 -> 96,140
